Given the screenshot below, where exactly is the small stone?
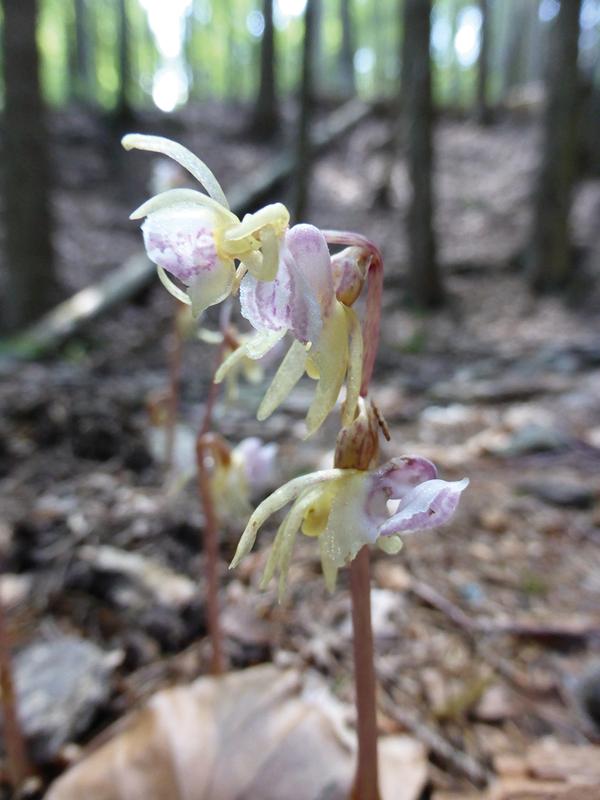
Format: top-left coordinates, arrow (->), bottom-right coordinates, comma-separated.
9,636 -> 114,763
479,507 -> 509,533
498,424 -> 569,457
520,480 -> 595,509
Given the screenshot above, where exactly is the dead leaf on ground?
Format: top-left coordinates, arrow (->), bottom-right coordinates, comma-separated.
46,664 -> 428,800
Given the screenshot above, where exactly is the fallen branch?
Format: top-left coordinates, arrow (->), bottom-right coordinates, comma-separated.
379,692 -> 492,787
2,100 -> 371,360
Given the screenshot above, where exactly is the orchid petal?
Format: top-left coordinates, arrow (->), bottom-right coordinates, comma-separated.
257,339 -> 308,421
285,224 -> 334,313
156,266 -> 191,305
371,456 -> 438,499
235,438 -> 278,494
187,258 -> 235,317
214,330 -> 285,384
245,329 -> 286,359
305,303 -> 349,437
319,472 -> 372,590
341,306 -> 363,428
130,188 -> 237,224
122,134 -> 229,208
260,488 -> 318,598
230,469 -> 347,569
224,203 -> 289,241
255,225 -> 280,281
319,536 -> 339,593
377,478 -> 469,538
276,490 -> 317,601
142,206 -> 220,285
240,232 -> 322,343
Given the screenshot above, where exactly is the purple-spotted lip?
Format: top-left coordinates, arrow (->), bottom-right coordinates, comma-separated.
240,224 -> 334,345
376,477 -> 469,538
142,220 -> 218,286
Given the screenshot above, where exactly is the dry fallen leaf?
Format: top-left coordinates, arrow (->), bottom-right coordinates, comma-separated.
46,665 -> 427,800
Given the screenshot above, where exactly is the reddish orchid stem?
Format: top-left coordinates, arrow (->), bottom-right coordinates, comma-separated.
323,230 -> 383,800
349,547 -> 381,800
322,231 -> 383,396
165,301 -> 185,468
195,339 -> 228,675
0,599 -> 32,788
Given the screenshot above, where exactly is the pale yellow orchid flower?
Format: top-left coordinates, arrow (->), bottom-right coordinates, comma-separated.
122,134 -> 289,317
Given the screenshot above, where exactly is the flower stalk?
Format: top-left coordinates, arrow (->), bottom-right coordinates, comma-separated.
195,340 -> 228,675
0,598 -> 32,788
165,301 -> 185,468
349,546 -> 381,800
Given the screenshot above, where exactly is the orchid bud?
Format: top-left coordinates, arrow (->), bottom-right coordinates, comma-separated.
334,398 -> 379,471
331,247 -> 369,306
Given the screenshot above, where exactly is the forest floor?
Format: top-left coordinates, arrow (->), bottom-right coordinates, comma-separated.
1,103 -> 600,799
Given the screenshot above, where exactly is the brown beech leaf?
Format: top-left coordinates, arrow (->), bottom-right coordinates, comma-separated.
46,665 -> 427,800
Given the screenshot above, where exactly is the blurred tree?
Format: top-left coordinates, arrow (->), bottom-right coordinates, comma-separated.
115,0 -> 133,121
501,0 -> 535,99
403,0 -> 442,307
293,0 -> 317,221
449,0 -> 462,107
71,0 -> 95,104
338,0 -> 355,97
475,0 -> 491,123
249,0 -> 280,137
1,0 -> 57,332
528,0 -> 583,292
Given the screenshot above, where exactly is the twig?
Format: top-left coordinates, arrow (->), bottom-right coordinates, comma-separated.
380,692 -> 492,788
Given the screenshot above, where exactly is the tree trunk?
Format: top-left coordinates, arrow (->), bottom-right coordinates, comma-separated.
115,0 -> 132,121
338,0 -> 355,97
502,0 -> 534,98
449,0 -> 462,108
403,0 -> 442,308
293,0 -> 317,221
528,0 -> 582,292
249,0 -> 280,137
72,0 -> 94,103
1,0 -> 57,333
475,0 -> 492,124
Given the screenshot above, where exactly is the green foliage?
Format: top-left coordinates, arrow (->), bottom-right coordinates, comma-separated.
0,0 -> 563,112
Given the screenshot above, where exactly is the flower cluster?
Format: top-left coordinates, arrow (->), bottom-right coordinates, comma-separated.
125,135 -> 468,594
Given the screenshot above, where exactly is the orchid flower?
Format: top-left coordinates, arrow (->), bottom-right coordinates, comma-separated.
122,134 -> 290,317
230,455 -> 468,598
210,437 -> 278,523
215,224 -> 365,437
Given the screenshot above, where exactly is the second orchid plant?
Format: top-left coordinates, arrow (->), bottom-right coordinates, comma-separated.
124,133 -> 468,800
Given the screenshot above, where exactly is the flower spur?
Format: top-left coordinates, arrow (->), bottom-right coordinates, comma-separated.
122,134 -> 290,317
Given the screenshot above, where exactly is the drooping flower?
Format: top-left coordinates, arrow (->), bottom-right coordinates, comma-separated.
215,225 -> 366,437
230,455 -> 468,598
210,436 -> 278,523
122,134 -> 290,317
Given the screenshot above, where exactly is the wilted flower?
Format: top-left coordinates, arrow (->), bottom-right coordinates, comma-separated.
122,134 -> 290,317
215,225 -> 365,437
230,455 -> 468,598
210,436 -> 278,523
